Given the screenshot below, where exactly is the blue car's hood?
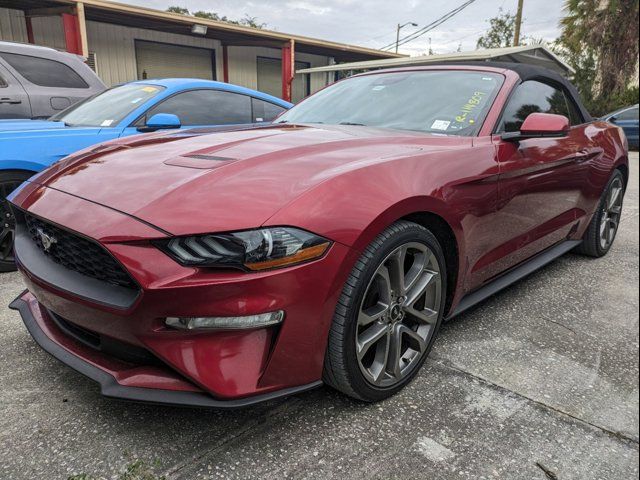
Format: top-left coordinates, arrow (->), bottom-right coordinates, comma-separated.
0,123 -> 121,172
0,119 -> 67,132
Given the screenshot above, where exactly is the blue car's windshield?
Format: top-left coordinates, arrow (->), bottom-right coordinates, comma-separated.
50,83 -> 165,127
276,71 -> 504,136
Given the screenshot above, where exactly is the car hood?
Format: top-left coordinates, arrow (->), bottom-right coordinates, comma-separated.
0,122 -> 109,169
0,119 -> 66,132
31,124 -> 471,236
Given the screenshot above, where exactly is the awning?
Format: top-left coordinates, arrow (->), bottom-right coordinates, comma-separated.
296,45 -> 574,76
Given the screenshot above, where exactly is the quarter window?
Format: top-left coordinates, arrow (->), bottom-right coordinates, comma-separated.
0,52 -> 89,89
144,90 -> 252,126
0,74 -> 6,88
499,80 -> 582,132
251,98 -> 286,122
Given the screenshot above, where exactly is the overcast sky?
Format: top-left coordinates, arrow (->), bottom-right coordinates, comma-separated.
126,0 -> 566,56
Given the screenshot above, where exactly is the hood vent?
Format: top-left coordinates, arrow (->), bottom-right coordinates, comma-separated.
163,154 -> 238,169
184,154 -> 236,162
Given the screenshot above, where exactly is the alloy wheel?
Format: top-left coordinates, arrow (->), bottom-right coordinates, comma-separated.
356,241 -> 442,387
0,180 -> 21,264
599,177 -> 623,250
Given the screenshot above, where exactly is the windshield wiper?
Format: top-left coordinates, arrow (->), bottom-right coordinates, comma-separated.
339,122 -> 366,126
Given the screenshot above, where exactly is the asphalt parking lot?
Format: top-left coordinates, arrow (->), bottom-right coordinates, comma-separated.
0,153 -> 638,480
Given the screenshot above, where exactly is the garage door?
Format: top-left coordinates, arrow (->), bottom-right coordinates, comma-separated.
135,40 -> 215,81
257,57 -> 309,103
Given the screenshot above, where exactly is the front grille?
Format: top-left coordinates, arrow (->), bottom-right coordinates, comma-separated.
24,213 -> 137,290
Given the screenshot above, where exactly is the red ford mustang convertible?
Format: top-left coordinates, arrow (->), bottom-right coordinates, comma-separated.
9,64 -> 628,406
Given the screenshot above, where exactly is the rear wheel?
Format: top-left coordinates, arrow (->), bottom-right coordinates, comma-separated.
0,171 -> 32,272
323,221 -> 447,402
575,170 -> 625,258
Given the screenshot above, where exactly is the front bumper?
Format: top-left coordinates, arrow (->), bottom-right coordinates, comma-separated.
8,183 -> 358,406
10,291 -> 322,408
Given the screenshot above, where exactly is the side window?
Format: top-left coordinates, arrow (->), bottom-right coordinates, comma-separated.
0,52 -> 89,89
499,80 -> 580,132
144,90 -> 252,126
616,107 -> 639,121
251,98 -> 286,122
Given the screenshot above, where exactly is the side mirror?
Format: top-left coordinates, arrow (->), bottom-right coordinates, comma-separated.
501,112 -> 570,142
138,113 -> 181,132
608,115 -> 618,124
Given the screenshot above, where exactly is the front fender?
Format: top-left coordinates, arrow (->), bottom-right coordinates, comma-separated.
342,195 -> 464,255
264,144 -> 499,311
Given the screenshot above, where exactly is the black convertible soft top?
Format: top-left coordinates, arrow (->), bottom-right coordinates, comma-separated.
445,61 -> 593,122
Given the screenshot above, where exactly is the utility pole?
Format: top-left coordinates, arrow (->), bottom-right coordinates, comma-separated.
513,0 -> 524,46
395,21 -> 418,53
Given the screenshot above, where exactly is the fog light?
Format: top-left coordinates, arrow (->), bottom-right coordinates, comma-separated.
165,311 -> 284,330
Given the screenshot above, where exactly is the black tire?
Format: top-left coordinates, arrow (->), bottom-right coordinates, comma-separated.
0,170 -> 33,272
575,169 -> 625,258
323,220 -> 447,402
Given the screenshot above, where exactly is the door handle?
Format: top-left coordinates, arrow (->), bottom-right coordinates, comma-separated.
0,97 -> 22,105
573,150 -> 592,162
574,149 -> 603,163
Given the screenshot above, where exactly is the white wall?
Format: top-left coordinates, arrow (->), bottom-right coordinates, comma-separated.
85,21 -> 223,86
0,8 -> 28,43
31,15 -> 66,50
227,45 -> 330,96
0,12 -> 66,51
0,12 -> 332,97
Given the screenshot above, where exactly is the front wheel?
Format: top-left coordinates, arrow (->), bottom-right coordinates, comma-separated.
323,221 -> 447,402
0,171 -> 33,272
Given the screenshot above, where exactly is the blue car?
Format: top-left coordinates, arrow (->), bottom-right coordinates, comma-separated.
0,78 -> 291,271
601,104 -> 639,150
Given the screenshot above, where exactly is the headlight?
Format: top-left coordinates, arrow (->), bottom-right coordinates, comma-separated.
155,227 -> 331,271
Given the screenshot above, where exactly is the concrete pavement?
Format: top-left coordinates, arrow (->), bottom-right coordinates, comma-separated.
0,153 -> 638,480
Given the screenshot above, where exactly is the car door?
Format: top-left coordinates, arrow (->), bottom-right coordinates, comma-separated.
121,89 -> 254,136
0,63 -> 31,119
485,80 -> 588,280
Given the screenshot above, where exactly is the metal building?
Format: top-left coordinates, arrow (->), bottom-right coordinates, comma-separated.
0,0 -> 399,102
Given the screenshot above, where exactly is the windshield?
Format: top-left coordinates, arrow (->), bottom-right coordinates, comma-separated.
276,70 -> 504,135
50,84 -> 165,127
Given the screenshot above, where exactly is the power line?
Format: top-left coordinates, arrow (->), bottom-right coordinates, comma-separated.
393,0 -> 477,49
380,0 -> 477,51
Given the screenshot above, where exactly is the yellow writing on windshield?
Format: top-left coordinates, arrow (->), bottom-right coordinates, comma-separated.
455,91 -> 486,123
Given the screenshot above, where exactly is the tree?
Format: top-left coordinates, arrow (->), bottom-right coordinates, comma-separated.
165,6 -> 266,29
166,6 -> 189,15
476,9 -> 521,49
558,0 -> 639,115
